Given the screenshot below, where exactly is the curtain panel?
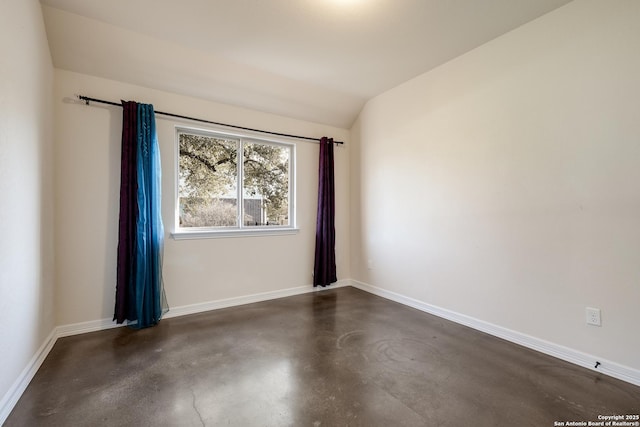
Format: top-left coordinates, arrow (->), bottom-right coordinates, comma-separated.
114,101 -> 168,328
313,137 -> 337,287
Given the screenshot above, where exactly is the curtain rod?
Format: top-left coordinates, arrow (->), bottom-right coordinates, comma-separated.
76,95 -> 343,145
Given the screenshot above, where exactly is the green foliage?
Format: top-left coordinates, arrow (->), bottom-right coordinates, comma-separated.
178,133 -> 290,227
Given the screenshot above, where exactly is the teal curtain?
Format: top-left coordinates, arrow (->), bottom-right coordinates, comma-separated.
115,102 -> 168,328
134,103 -> 168,327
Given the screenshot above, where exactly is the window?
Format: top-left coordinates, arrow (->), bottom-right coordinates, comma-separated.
174,128 -> 295,238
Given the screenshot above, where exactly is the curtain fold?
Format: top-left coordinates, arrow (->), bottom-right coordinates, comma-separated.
313,137 -> 337,287
114,101 -> 168,328
115,102 -> 138,323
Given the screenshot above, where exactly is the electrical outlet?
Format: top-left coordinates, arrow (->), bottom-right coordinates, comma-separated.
586,307 -> 601,326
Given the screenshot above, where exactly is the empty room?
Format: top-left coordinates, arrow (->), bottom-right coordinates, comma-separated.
1,0 -> 639,425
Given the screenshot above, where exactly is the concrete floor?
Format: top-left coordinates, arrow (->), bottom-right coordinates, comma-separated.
6,287 -> 639,426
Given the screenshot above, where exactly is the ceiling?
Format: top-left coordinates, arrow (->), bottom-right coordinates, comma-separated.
40,0 -> 573,128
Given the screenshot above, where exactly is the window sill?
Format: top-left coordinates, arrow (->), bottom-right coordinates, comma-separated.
171,227 -> 300,240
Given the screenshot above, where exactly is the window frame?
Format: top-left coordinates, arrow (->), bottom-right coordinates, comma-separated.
172,126 -> 297,240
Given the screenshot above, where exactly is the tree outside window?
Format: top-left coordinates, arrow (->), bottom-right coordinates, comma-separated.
177,129 -> 293,231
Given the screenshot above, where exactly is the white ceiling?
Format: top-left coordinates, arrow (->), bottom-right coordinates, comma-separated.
41,0 -> 573,128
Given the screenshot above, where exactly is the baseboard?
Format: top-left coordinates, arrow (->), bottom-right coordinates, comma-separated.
349,279 -> 640,387
56,317 -> 124,338
165,279 -> 351,319
0,328 -> 57,425
52,280 -> 352,338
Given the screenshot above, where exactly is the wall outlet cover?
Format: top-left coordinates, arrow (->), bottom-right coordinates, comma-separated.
586,307 -> 601,326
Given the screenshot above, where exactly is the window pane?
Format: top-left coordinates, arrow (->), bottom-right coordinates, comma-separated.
178,133 -> 238,227
243,142 -> 290,227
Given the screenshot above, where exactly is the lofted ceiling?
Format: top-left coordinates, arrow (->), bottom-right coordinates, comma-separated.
40,0 -> 573,128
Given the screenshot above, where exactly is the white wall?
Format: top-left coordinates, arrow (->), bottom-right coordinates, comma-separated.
54,70 -> 350,326
0,0 -> 55,415
351,0 -> 640,371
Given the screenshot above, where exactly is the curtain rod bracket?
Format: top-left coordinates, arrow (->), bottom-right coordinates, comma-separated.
75,94 -> 89,105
